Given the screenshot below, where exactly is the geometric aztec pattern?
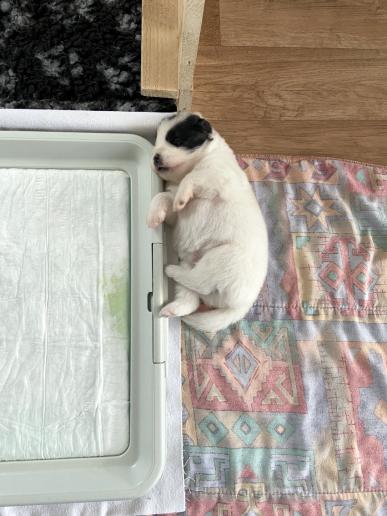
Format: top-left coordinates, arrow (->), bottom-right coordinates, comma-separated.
163,157 -> 387,515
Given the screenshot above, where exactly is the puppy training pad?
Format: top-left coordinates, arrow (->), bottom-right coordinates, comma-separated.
0,168 -> 130,460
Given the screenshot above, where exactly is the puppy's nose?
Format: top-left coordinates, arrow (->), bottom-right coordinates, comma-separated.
153,153 -> 162,168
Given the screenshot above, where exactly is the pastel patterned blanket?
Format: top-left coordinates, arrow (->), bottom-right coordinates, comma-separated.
177,157 -> 387,515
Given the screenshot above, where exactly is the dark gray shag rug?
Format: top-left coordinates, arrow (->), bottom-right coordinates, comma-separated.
0,0 -> 176,111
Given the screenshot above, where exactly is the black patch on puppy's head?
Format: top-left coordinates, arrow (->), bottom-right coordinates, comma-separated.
166,114 -> 212,150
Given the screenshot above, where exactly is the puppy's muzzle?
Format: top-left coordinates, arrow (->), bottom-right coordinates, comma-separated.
153,153 -> 169,172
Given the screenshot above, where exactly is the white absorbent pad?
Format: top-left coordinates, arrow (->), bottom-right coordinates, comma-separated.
0,168 -> 130,460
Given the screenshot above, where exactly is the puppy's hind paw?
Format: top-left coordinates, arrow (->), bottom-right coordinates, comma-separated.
165,264 -> 180,279
160,301 -> 196,318
159,303 -> 177,318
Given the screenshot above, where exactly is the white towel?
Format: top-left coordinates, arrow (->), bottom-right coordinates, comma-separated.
0,109 -> 185,516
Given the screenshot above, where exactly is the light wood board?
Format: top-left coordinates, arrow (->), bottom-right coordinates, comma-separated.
141,0 -> 182,99
141,0 -> 204,108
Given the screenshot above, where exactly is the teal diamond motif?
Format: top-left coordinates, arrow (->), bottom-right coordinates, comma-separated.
199,412 -> 228,445
328,271 -> 337,282
233,414 -> 261,445
267,415 -> 295,443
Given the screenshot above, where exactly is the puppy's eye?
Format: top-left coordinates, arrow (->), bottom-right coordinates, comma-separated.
172,138 -> 182,147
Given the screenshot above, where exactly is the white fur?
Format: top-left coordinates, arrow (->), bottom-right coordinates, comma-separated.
147,113 -> 268,333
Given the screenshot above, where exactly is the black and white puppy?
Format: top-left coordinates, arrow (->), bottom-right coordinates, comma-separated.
147,112 -> 268,333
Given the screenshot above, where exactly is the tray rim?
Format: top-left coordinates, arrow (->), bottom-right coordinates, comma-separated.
0,130 -> 167,504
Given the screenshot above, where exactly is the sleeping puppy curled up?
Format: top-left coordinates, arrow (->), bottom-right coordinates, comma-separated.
147,112 -> 268,333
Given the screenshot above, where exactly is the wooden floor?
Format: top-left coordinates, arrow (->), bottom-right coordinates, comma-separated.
192,0 -> 387,164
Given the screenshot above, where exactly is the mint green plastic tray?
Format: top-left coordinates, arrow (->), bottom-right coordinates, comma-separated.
0,131 -> 167,505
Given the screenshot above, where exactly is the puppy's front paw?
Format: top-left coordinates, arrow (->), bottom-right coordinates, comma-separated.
147,208 -> 166,229
173,186 -> 193,212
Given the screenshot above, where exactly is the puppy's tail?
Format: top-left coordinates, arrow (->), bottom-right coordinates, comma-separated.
183,306 -> 249,333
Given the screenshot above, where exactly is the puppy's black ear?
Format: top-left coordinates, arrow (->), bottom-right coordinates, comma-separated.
165,114 -> 213,149
197,117 -> 213,141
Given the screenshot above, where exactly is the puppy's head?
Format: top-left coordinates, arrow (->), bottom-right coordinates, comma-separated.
152,113 -> 213,183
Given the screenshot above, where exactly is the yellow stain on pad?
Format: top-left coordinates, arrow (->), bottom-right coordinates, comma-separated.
105,271 -> 129,338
